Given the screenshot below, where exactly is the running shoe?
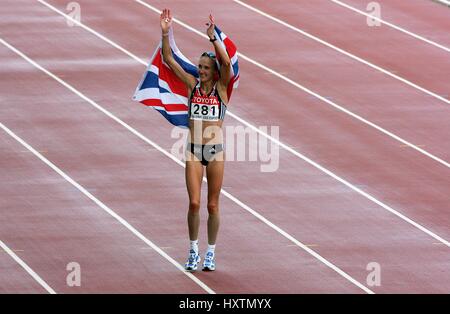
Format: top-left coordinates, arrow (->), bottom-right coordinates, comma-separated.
184,249 -> 200,271
202,251 -> 215,271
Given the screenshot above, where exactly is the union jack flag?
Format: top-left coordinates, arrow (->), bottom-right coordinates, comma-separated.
133,25 -> 239,127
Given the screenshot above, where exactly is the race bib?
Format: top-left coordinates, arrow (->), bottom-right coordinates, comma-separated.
190,103 -> 220,121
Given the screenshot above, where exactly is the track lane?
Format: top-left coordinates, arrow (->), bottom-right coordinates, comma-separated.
35,0 -> 450,240
0,241 -> 49,293
333,0 -> 450,48
135,0 -> 450,160
1,0 -> 449,293
239,0 -> 450,103
115,0 -> 450,234
0,43 -> 365,294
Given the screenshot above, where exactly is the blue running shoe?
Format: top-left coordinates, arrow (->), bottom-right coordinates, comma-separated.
202,251 -> 215,271
184,249 -> 200,271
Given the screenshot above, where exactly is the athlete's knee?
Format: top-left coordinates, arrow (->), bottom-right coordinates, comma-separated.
189,200 -> 201,213
207,202 -> 219,215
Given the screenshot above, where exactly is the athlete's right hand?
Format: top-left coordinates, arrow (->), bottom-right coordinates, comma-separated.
160,8 -> 172,33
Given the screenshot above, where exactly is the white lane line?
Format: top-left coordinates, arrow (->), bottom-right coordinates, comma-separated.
0,240 -> 56,294
38,0 -> 450,171
434,0 -> 450,6
35,1 -> 450,246
328,0 -> 450,53
234,0 -> 450,106
0,38 -> 373,294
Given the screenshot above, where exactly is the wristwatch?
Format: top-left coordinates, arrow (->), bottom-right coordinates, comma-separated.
209,36 -> 217,42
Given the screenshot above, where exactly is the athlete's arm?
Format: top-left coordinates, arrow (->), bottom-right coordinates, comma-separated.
160,9 -> 197,90
207,15 -> 231,88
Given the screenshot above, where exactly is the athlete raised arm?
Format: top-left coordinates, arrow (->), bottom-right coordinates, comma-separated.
160,9 -> 197,92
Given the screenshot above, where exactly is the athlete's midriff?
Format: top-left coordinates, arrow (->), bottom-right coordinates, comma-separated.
188,119 -> 224,145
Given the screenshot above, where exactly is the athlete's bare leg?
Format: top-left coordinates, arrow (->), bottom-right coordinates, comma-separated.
205,153 -> 224,245
185,154 -> 204,241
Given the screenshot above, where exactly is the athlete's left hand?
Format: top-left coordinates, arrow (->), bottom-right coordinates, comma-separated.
206,14 -> 215,40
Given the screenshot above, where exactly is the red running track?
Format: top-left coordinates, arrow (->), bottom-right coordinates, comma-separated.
0,0 -> 449,293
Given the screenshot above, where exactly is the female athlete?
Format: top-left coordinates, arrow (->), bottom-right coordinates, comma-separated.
160,9 -> 232,271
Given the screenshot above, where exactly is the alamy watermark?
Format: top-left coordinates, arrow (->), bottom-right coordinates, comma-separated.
66,262 -> 81,287
171,124 -> 280,172
366,262 -> 381,287
366,2 -> 381,27
66,2 -> 81,27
